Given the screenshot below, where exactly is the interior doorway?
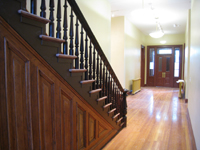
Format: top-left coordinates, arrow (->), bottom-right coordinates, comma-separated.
147,45 -> 182,88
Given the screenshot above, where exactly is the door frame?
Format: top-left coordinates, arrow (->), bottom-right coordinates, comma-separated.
141,45 -> 145,87
147,45 -> 182,87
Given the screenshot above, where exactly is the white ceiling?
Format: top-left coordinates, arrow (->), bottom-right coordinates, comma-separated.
108,0 -> 191,35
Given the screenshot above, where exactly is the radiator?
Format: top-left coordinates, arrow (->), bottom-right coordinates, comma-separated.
132,78 -> 141,94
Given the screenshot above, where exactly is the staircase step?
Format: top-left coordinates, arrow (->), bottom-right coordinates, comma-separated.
116,117 -> 123,123
69,69 -> 87,73
97,96 -> 107,102
108,108 -> 116,114
120,122 -> 124,127
80,80 -> 95,84
103,103 -> 112,109
39,35 -> 65,43
18,10 -> 50,24
56,54 -> 77,59
113,113 -> 120,119
89,88 -> 102,94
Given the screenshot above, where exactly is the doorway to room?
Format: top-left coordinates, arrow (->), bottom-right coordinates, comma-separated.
147,45 -> 182,88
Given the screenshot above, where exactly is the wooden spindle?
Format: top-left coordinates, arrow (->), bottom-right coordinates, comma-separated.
69,8 -> 74,55
92,46 -> 96,90
80,26 -> 84,68
31,0 -> 37,14
96,55 -> 99,89
99,59 -> 102,97
40,0 -> 46,18
89,41 -> 92,80
107,72 -> 110,103
75,17 -> 79,68
56,0 -> 61,38
105,69 -> 108,104
63,0 -> 68,54
85,33 -> 88,80
49,0 -> 55,37
102,64 -> 105,96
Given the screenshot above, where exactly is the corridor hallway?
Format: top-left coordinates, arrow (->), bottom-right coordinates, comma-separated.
103,87 -> 196,150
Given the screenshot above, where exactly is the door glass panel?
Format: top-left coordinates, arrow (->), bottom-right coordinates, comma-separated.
166,57 -> 170,71
157,48 -> 172,54
159,57 -> 162,71
174,48 -> 180,77
149,48 -> 155,76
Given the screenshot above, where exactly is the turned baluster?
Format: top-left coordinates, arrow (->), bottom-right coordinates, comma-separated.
63,0 -> 68,54
75,17 -> 79,68
96,55 -> 99,89
49,0 -> 55,37
80,26 -> 84,68
107,72 -> 110,103
102,64 -> 105,97
56,0 -> 61,38
110,77 -> 113,109
31,0 -> 37,14
85,33 -> 88,80
89,41 -> 92,79
105,69 -> 108,104
99,59 -> 102,97
92,46 -> 96,90
40,0 -> 46,18
69,8 -> 74,55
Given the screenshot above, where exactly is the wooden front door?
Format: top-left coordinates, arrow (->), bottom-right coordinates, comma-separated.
156,55 -> 173,87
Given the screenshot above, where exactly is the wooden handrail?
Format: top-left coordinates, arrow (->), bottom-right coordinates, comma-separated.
67,0 -> 124,93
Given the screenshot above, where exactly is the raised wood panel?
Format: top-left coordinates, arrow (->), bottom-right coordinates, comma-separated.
77,105 -> 86,150
38,70 -> 54,150
88,114 -> 96,144
5,41 -> 31,150
60,90 -> 72,150
0,17 -> 118,150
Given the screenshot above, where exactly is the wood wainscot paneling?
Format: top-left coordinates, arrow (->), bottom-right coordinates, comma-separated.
0,17 -> 117,150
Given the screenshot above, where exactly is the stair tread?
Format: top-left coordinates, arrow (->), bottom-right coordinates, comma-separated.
120,122 -> 124,127
97,96 -> 107,102
80,80 -> 95,84
103,102 -> 112,109
89,88 -> 102,94
39,35 -> 65,43
56,54 -> 77,59
116,117 -> 123,123
69,69 -> 87,73
108,108 -> 116,114
18,9 -> 50,24
113,113 -> 120,119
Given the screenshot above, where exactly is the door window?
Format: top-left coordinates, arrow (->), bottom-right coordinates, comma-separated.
149,48 -> 155,76
174,48 -> 180,77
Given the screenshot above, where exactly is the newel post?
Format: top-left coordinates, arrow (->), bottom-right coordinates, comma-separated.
123,89 -> 128,127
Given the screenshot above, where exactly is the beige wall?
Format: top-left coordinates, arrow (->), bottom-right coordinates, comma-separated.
187,0 -> 200,149
76,0 -> 111,61
111,17 -> 125,87
184,10 -> 191,99
111,17 -> 146,89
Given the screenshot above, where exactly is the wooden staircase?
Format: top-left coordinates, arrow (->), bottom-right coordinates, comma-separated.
0,0 -> 128,149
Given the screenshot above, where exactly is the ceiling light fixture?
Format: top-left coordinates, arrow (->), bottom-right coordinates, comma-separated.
149,22 -> 164,38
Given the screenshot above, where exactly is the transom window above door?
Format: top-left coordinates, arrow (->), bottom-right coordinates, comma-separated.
157,48 -> 172,54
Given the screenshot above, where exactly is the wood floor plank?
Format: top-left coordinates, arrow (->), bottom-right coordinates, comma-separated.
103,87 -> 196,150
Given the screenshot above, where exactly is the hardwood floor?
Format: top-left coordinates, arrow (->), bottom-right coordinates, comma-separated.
103,87 -> 196,150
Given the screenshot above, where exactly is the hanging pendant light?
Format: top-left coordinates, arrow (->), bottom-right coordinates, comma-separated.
149,22 -> 164,38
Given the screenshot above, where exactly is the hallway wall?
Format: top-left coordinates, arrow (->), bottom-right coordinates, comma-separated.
187,0 -> 200,149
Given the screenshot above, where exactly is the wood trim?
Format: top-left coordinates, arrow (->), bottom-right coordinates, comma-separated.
108,108 -> 116,114
89,89 -> 102,94
113,113 -> 120,119
39,35 -> 65,43
18,9 -> 50,24
69,69 -> 87,73
80,80 -> 95,84
97,96 -> 107,102
141,45 -> 145,87
186,109 -> 197,150
56,54 -> 77,59
103,103 -> 112,109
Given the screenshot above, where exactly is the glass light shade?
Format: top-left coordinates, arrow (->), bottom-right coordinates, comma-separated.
149,31 -> 164,38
